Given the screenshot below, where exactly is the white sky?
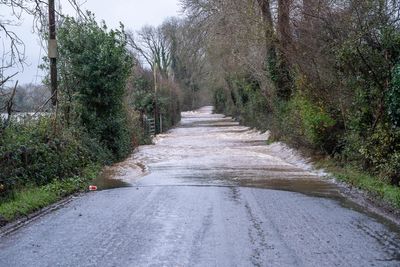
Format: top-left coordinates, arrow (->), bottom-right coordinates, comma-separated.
1,0 -> 182,85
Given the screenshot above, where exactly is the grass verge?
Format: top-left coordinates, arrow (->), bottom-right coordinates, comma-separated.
316,158 -> 400,209
0,164 -> 101,223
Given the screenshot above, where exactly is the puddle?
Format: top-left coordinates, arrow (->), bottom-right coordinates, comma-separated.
238,178 -> 341,199
91,154 -> 149,190
232,176 -> 400,244
92,168 -> 131,190
92,167 -> 132,190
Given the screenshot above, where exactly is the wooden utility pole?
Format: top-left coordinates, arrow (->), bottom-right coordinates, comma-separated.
48,0 -> 57,106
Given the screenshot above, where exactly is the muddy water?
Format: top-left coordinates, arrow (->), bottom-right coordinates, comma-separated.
93,154 -> 147,190
92,168 -> 130,190
97,107 -> 326,190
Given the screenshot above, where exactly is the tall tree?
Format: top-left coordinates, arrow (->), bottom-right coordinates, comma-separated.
127,25 -> 172,79
256,0 -> 274,50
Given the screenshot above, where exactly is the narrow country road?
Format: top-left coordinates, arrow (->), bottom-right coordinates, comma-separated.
1,106 -> 399,267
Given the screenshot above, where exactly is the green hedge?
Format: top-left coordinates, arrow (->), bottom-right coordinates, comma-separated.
0,118 -> 109,199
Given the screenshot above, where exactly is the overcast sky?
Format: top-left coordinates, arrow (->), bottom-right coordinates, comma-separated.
2,0 -> 182,85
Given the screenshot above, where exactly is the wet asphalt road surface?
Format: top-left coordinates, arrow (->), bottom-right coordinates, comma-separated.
1,106 -> 400,267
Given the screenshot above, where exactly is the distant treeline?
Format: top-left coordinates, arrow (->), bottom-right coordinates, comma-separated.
0,84 -> 51,113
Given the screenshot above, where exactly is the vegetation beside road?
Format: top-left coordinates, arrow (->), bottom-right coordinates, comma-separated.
0,165 -> 100,223
316,158 -> 400,210
177,0 -> 400,206
0,13 -> 187,225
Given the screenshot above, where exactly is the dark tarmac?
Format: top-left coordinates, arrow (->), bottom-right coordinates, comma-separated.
0,106 -> 399,267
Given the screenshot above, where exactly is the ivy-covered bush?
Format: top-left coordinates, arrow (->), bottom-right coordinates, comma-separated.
58,15 -> 133,160
213,87 -> 227,114
290,95 -> 336,148
233,76 -> 270,130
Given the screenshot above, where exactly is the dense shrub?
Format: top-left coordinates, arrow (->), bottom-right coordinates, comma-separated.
57,15 -> 133,160
0,117 -> 108,199
388,63 -> 400,128
289,95 -> 336,149
234,77 -> 270,130
213,87 -> 227,114
157,82 -> 181,131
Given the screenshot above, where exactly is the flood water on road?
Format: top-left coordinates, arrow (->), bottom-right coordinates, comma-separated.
99,106 -> 342,197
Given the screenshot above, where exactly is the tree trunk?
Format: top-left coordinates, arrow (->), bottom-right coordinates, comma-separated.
256,0 -> 274,50
278,0 -> 292,54
274,0 -> 293,100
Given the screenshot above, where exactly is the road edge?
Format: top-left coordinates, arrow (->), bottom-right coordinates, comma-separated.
0,193 -> 79,238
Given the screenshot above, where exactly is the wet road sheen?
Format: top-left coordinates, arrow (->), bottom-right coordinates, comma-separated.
1,106 -> 400,267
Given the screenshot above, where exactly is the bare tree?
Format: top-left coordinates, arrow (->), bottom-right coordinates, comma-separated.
127,24 -> 172,79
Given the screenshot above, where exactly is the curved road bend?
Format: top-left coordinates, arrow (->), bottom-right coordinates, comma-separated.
1,106 -> 399,266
